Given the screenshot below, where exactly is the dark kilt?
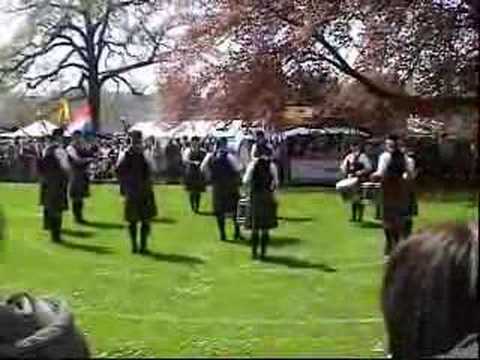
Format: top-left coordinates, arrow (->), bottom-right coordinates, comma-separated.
124,189 -> 158,223
69,172 -> 90,199
212,186 -> 239,216
40,178 -> 69,214
250,191 -> 278,230
184,165 -> 206,193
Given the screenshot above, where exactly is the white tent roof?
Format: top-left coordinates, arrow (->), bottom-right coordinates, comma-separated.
12,120 -> 58,138
282,127 -> 369,138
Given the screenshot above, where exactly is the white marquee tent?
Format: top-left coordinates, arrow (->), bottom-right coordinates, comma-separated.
1,120 -> 58,138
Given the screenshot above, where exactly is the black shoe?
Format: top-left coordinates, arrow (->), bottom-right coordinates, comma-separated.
132,248 -> 138,254
139,248 -> 149,255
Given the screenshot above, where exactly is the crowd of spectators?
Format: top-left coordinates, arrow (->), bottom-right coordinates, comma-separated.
0,132 -> 477,184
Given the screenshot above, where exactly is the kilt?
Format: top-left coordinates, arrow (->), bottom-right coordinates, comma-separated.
124,190 -> 158,223
212,186 -> 239,215
382,204 -> 410,230
250,191 -> 278,230
41,178 -> 69,213
69,172 -> 90,200
184,166 -> 206,193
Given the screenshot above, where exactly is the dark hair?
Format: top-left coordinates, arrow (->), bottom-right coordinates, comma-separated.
72,130 -> 82,137
191,136 -> 200,142
52,128 -> 64,138
382,221 -> 479,359
129,130 -> 142,143
387,134 -> 399,142
216,137 -> 227,148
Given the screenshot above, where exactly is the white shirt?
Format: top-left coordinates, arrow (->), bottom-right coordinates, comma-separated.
340,152 -> 372,175
243,158 -> 279,190
373,151 -> 415,179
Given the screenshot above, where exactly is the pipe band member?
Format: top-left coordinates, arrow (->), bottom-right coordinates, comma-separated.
182,136 -> 207,214
66,131 -> 94,224
201,137 -> 243,241
340,142 -> 372,222
243,145 -> 279,260
116,130 -> 158,254
371,134 -> 415,256
37,128 -> 71,243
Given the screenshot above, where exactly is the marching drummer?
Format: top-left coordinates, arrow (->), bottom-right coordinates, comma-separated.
371,135 -> 415,257
340,142 -> 372,222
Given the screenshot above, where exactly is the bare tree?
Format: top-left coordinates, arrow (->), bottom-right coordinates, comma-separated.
0,0 -> 178,130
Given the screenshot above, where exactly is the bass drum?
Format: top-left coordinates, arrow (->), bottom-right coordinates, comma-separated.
335,177 -> 358,201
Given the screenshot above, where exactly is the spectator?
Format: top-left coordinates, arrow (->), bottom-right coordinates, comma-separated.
382,221 -> 478,359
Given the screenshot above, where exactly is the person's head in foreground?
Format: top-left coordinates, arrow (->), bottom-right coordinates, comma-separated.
382,221 -> 478,359
0,293 -> 90,358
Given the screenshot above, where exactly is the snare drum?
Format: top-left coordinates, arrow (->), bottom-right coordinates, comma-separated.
236,196 -> 252,229
360,182 -> 381,204
336,177 -> 359,201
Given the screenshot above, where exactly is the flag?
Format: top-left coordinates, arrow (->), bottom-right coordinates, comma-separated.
67,103 -> 94,135
57,98 -> 71,126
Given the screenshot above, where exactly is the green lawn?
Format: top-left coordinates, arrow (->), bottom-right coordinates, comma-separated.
0,184 -> 476,357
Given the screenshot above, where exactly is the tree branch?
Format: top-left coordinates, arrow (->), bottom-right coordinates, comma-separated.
107,74 -> 144,95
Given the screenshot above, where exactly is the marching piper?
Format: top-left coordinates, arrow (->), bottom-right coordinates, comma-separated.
371,135 -> 415,257
38,128 -> 71,243
243,145 -> 279,260
66,131 -> 94,224
340,142 -> 372,222
116,131 -> 158,254
200,137 -> 243,241
183,136 -> 207,214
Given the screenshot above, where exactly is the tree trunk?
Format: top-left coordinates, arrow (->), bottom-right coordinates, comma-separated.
88,80 -> 101,132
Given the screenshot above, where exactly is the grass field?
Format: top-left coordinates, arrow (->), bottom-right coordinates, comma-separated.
0,184 -> 476,357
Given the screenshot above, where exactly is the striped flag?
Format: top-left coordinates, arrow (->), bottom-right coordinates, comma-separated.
66,103 -> 94,135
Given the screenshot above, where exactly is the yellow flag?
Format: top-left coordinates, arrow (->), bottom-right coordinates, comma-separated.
57,98 -> 71,125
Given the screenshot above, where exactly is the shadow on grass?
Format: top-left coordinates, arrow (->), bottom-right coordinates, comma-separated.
227,236 -> 302,248
141,250 -> 205,265
61,229 -> 95,238
197,211 -> 214,217
56,241 -> 113,255
359,220 -> 383,229
262,255 -> 337,272
151,217 -> 177,225
82,221 -> 124,230
278,216 -> 314,223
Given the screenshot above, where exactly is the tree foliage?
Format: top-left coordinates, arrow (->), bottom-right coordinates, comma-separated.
160,0 -> 478,131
